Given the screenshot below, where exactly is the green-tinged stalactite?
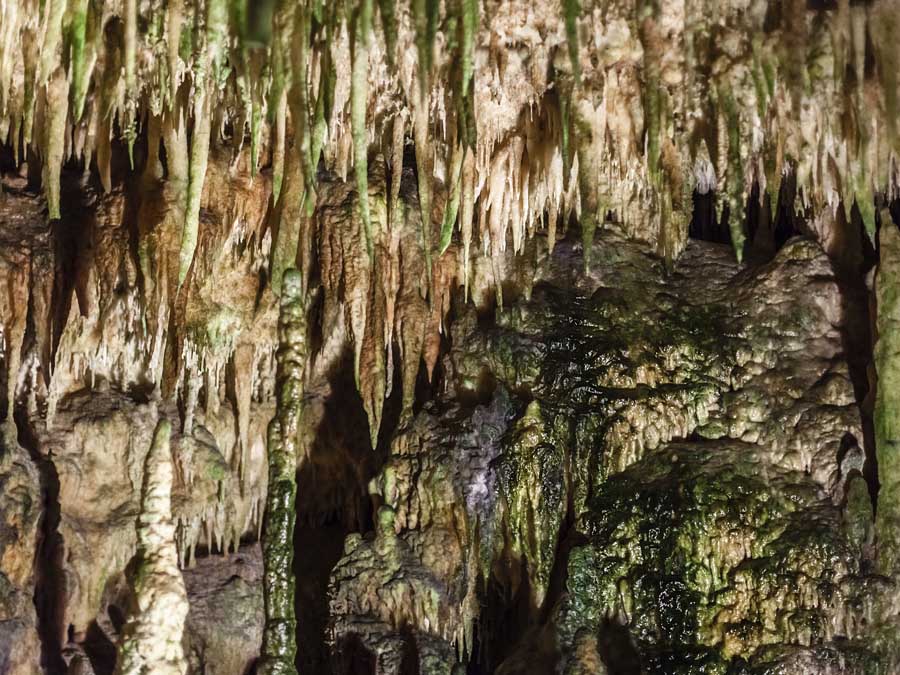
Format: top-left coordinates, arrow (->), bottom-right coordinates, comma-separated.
124,0 -> 138,165
461,0 -> 477,98
560,82 -> 573,194
460,146 -> 475,299
563,0 -> 580,81
39,0 -> 66,87
269,0 -> 296,129
207,0 -> 230,87
439,0 -> 476,256
411,0 -> 437,281
352,0 -> 375,259
177,0 -> 227,287
377,0 -> 398,70
272,91 -> 288,204
291,6 -> 312,189
43,70 -> 69,220
875,213 -> 900,572
260,269 -> 306,674
439,140 -> 463,255
166,0 -> 184,108
178,85 -> 211,286
270,146 -> 304,297
68,0 -> 91,121
718,89 -> 746,262
307,46 -> 333,215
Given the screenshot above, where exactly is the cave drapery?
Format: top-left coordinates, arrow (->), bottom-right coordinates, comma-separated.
2,0 -> 900,673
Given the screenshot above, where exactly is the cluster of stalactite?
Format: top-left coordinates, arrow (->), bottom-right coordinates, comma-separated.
4,0 -> 900,590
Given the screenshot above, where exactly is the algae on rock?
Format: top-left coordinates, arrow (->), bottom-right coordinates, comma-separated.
259,269 -> 307,675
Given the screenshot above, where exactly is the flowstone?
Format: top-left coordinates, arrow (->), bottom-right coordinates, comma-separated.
329,232 -> 898,672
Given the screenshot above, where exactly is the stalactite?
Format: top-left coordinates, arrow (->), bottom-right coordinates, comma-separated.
378,0 -> 399,70
411,0 -> 438,282
42,69 -> 68,220
259,269 -> 306,675
439,139 -> 463,254
166,0 -> 184,108
352,0 -> 375,259
124,0 -> 138,165
272,91 -> 287,203
68,0 -> 91,122
460,146 -> 475,299
39,0 -> 66,90
290,5 -> 312,192
178,85 -> 211,286
563,0 -> 580,82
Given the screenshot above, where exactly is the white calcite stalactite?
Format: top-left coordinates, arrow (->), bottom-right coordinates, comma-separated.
114,419 -> 189,675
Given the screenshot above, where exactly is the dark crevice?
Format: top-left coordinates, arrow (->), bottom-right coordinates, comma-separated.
467,559 -> 537,674
688,190 -> 731,246
834,202 -> 879,504
295,347 -> 400,674
333,634 -> 377,675
399,626 -> 421,675
81,617 -> 118,675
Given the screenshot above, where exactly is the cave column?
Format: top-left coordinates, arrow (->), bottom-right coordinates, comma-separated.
876,212 -> 900,571
259,269 -> 307,674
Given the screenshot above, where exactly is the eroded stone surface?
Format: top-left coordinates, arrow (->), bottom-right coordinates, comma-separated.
329,233 -> 895,672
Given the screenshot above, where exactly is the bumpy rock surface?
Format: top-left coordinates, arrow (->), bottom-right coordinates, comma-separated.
329,232 -> 898,673
183,545 -> 264,675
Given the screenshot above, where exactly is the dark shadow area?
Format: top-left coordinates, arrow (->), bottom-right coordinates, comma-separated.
333,634 -> 377,675
15,289 -> 67,674
690,179 -> 806,264
467,557 -> 537,674
15,409 -> 66,675
81,617 -> 118,675
597,619 -> 642,675
294,346 -> 401,674
832,202 -> 879,505
688,190 -> 731,246
399,626 -> 421,675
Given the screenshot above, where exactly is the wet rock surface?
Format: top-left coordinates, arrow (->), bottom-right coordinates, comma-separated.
328,233 -> 898,673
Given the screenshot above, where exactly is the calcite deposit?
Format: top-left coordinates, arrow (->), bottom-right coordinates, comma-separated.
0,0 -> 899,673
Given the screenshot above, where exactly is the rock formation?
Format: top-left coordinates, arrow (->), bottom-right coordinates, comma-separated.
115,419 -> 188,675
0,0 -> 899,673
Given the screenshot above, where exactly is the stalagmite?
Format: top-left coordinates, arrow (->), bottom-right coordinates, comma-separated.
259,269 -> 306,675
114,419 -> 189,675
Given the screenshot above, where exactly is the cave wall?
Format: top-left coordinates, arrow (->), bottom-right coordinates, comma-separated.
0,0 -> 900,673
